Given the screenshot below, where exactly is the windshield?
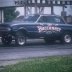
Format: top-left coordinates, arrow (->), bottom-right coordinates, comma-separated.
24,15 -> 39,22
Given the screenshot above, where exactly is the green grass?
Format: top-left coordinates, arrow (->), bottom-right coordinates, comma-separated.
0,56 -> 72,72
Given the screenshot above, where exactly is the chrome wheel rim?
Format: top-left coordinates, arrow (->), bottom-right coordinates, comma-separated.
18,36 -> 25,45
64,34 -> 71,43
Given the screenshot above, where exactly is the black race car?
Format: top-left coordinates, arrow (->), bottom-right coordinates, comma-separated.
0,14 -> 72,46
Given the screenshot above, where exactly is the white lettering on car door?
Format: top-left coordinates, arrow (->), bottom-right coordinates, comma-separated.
37,25 -> 61,32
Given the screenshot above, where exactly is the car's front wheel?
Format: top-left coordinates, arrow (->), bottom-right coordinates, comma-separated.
1,34 -> 12,45
15,31 -> 26,46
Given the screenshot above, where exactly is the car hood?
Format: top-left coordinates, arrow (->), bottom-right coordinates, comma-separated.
1,21 -> 36,26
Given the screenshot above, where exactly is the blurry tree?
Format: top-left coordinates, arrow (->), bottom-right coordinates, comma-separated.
4,7 -> 19,22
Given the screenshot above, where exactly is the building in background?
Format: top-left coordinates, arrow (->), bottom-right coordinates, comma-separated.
0,0 -> 72,23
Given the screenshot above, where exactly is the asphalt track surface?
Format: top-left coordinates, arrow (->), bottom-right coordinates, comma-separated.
0,39 -> 72,66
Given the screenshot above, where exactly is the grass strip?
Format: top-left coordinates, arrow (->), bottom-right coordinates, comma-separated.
0,56 -> 72,72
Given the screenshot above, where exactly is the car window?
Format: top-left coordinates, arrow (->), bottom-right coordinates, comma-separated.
54,17 -> 65,24
24,15 -> 39,22
38,16 -> 65,24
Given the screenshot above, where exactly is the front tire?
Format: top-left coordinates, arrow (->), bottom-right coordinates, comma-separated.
15,31 -> 26,46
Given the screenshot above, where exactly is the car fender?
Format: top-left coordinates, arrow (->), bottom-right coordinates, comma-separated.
16,27 -> 28,35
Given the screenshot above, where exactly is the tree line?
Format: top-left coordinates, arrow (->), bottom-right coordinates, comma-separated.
4,7 -> 19,22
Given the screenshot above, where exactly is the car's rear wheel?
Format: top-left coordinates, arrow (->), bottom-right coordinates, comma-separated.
61,33 -> 72,44
2,34 -> 12,45
15,31 -> 26,46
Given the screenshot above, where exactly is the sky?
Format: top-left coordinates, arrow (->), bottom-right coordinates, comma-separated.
16,5 -> 72,16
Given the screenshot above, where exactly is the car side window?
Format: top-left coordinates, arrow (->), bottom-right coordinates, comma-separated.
54,17 -> 65,24
37,16 -> 65,24
55,18 -> 60,23
38,16 -> 47,23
